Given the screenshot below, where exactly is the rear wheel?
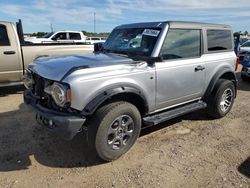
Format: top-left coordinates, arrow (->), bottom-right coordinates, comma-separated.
206,79 -> 235,118
88,101 -> 141,161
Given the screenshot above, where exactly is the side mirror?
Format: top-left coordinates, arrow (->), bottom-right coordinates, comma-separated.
145,56 -> 163,64
94,42 -> 104,52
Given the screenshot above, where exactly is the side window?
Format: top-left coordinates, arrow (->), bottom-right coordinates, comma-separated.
69,33 -> 81,40
0,25 -> 10,46
160,29 -> 201,60
207,30 -> 232,51
52,32 -> 67,40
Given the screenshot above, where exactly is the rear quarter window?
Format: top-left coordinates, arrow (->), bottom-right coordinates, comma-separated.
207,29 -> 232,52
0,25 -> 10,46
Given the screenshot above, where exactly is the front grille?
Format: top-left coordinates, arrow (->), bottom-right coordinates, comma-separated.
30,72 -> 70,112
30,73 -> 55,109
33,74 -> 45,97
239,51 -> 250,62
239,55 -> 244,61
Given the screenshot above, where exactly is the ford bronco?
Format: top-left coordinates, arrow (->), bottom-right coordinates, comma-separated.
24,21 -> 237,161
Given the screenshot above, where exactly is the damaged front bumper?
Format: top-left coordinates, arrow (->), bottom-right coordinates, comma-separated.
24,90 -> 86,140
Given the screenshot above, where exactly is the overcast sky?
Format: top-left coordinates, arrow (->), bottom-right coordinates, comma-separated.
1,0 -> 250,33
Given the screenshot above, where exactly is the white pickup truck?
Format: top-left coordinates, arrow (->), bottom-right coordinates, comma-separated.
85,37 -> 106,44
24,31 -> 87,44
0,20 -> 93,87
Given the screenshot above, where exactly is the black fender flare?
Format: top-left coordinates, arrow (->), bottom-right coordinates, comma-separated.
81,86 -> 148,116
204,67 -> 237,98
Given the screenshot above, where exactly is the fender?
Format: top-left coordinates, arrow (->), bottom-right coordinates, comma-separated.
81,86 -> 148,116
204,67 -> 237,98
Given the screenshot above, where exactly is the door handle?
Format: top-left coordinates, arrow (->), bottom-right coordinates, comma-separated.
195,65 -> 205,72
3,51 -> 16,55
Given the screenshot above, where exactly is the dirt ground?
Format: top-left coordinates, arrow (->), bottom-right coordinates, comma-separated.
0,68 -> 250,188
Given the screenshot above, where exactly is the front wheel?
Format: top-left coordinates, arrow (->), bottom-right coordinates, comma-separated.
206,79 -> 235,118
88,102 -> 141,161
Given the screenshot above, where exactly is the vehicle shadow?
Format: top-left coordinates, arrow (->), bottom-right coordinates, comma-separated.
140,109 -> 212,136
238,157 -> 250,178
0,102 -> 104,172
0,85 -> 25,97
0,99 -> 213,172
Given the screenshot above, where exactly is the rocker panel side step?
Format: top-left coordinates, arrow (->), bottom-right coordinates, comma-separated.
143,101 -> 207,126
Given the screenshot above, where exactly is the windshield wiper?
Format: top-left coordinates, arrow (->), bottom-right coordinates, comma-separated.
103,48 -> 130,56
103,48 -> 161,62
102,48 -> 157,62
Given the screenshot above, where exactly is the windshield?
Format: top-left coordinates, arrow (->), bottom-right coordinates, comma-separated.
242,41 -> 250,47
42,32 -> 54,38
103,28 -> 161,57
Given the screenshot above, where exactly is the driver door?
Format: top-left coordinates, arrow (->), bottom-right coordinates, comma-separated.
155,28 -> 205,110
0,24 -> 22,83
52,32 -> 67,43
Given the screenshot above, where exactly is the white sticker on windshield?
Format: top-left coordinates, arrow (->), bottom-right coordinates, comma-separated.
142,29 -> 160,37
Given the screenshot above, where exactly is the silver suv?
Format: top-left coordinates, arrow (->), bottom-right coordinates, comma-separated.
24,21 -> 237,161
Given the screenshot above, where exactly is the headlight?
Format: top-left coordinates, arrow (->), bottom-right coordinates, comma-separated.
50,82 -> 71,107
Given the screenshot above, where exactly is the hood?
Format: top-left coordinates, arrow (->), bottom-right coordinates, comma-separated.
29,53 -> 135,81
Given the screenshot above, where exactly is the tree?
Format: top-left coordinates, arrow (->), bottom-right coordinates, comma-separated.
234,32 -> 241,37
81,30 -> 110,37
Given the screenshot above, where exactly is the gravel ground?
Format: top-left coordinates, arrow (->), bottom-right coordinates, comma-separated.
0,68 -> 250,188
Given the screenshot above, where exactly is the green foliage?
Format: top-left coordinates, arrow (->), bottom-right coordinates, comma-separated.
81,30 -> 110,37
234,31 -> 249,37
30,32 -> 47,37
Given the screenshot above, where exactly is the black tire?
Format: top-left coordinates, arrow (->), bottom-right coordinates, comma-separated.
88,101 -> 141,161
241,74 -> 249,82
206,79 -> 235,119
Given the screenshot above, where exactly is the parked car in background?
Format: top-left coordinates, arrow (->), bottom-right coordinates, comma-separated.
241,52 -> 250,81
240,40 -> 250,52
238,40 -> 250,62
240,38 -> 249,45
85,37 -> 106,44
24,31 -> 87,44
0,20 -> 93,87
24,21 -> 237,161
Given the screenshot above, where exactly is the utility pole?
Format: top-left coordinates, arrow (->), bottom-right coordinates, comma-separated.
94,12 -> 95,36
50,23 -> 54,32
